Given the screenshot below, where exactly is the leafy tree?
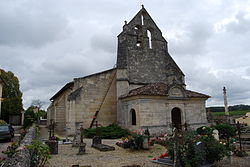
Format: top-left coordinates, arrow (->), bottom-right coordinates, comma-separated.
0,69 -> 23,122
23,107 -> 37,128
214,124 -> 236,147
31,99 -> 45,110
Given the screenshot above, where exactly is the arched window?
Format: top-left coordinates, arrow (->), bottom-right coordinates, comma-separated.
130,109 -> 136,125
147,30 -> 152,49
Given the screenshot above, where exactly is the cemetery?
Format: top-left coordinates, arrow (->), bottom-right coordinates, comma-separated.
0,4 -> 249,167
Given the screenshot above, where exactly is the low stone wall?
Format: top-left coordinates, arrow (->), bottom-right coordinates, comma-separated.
2,124 -> 37,167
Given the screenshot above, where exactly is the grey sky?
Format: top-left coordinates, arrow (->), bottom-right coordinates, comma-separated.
0,0 -> 250,109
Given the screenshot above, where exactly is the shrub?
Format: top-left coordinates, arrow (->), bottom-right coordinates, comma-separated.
166,129 -> 229,167
84,124 -> 129,139
128,132 -> 144,150
196,126 -> 214,137
27,140 -> 51,167
214,123 -> 236,147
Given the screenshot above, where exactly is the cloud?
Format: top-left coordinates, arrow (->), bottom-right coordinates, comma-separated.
90,33 -> 116,53
0,1 -> 70,47
226,12 -> 250,34
0,0 -> 250,109
168,22 -> 213,56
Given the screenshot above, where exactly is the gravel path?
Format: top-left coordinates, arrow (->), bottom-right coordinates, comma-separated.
45,139 -> 170,167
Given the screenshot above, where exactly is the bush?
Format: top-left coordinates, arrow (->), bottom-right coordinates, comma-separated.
214,124 -> 236,147
27,140 -> 51,167
128,132 -> 144,150
84,124 -> 129,139
166,129 -> 230,167
197,126 -> 214,136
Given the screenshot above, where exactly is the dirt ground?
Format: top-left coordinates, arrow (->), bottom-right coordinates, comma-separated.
45,139 -> 168,167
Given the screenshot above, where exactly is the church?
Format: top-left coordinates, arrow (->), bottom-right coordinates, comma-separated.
47,6 -> 210,136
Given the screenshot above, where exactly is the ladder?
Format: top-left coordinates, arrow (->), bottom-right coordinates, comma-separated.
89,70 -> 116,128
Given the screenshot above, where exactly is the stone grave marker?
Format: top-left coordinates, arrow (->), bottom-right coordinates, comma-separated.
72,129 -> 81,147
77,126 -> 86,155
46,120 -> 58,154
91,121 -> 115,151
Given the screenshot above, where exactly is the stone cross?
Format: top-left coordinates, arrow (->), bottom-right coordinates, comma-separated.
48,120 -> 56,140
173,128 -> 181,167
80,125 -> 84,143
223,86 -> 229,116
95,120 -> 100,136
77,125 -> 86,155
237,121 -> 242,151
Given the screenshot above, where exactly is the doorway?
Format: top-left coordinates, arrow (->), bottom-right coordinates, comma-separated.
171,107 -> 182,129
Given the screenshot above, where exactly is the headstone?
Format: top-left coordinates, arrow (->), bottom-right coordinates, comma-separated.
91,121 -> 115,151
92,136 -> 102,146
72,129 -> 81,147
77,142 -> 86,155
45,140 -> 58,154
142,137 -> 149,149
46,120 -> 58,154
213,129 -> 219,141
195,142 -> 207,166
78,126 -> 86,155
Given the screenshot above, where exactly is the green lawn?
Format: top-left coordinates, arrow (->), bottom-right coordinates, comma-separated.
211,110 -> 250,116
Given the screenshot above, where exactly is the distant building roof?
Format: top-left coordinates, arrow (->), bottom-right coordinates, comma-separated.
120,83 -> 210,99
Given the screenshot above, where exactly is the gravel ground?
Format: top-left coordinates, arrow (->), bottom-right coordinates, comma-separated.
45,139 -> 170,167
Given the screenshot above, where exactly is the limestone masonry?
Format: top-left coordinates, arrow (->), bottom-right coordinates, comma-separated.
47,7 -> 210,135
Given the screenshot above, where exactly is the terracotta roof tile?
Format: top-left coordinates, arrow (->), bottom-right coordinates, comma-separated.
120,83 -> 210,99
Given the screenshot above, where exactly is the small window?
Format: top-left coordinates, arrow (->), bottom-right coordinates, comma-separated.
130,109 -> 136,125
147,30 -> 152,49
141,14 -> 144,25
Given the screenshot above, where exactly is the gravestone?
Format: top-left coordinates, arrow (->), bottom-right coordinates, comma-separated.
194,142 -> 212,167
92,136 -> 102,145
213,129 -> 219,141
91,121 -> 115,151
72,129 -> 81,147
78,126 -> 86,155
46,120 -> 58,154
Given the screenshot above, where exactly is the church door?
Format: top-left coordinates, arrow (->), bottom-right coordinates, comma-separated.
171,107 -> 182,129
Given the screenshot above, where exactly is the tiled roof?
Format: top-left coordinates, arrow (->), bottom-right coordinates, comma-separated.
120,83 -> 210,99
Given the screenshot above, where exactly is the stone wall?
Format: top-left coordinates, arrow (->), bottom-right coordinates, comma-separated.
67,69 -> 117,134
119,96 -> 208,135
3,125 -> 36,167
47,84 -> 73,134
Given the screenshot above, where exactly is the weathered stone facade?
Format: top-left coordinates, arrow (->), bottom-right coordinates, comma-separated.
48,7 -> 210,136
48,69 -> 117,135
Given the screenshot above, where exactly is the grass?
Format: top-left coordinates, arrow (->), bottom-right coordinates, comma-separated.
211,110 -> 250,116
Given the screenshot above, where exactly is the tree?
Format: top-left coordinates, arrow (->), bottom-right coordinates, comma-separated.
0,69 -> 23,122
31,99 -> 45,110
214,124 -> 236,147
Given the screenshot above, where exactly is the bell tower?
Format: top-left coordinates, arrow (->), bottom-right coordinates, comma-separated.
116,6 -> 185,99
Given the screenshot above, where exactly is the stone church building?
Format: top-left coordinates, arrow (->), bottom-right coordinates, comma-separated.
47,7 -> 210,135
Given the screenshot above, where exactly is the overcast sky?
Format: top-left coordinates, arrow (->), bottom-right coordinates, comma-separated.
0,0 -> 250,109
